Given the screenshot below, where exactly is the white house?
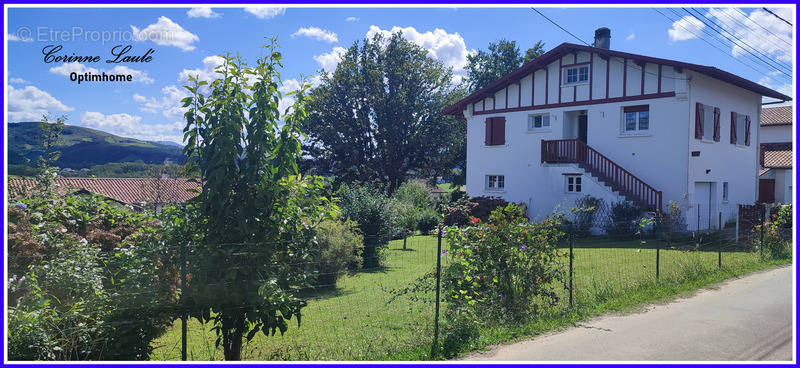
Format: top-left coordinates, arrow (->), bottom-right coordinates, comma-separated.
758,105 -> 793,204
443,28 -> 792,231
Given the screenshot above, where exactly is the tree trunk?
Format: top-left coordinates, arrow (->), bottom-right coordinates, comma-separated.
222,330 -> 244,360
403,236 -> 407,250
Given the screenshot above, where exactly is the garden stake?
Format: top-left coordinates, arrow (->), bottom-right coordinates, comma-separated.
181,242 -> 188,361
431,226 -> 442,358
569,223 -> 574,308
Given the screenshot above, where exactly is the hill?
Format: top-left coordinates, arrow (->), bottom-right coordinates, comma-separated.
8,122 -> 186,175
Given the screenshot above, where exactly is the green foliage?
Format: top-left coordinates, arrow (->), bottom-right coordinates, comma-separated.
7,192 -> 177,360
179,38 -> 335,360
416,206 -> 441,234
654,201 -> 688,237
393,181 -> 434,210
758,204 -> 792,260
442,196 -> 511,226
391,181 -> 440,235
336,183 -> 395,268
603,201 -> 644,239
312,219 -> 364,288
571,195 -> 605,238
466,39 -> 546,92
443,204 -> 566,324
303,32 -> 463,192
523,41 -> 546,63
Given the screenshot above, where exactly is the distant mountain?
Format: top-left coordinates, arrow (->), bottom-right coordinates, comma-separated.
149,140 -> 184,149
9,122 -> 187,172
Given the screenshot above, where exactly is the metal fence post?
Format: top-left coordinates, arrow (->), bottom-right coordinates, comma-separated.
760,205 -> 766,258
569,222 -> 574,308
656,222 -> 660,281
431,226 -> 442,358
180,242 -> 188,361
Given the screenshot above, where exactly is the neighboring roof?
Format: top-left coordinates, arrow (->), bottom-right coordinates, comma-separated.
760,143 -> 793,169
444,43 -> 793,115
8,177 -> 199,205
761,106 -> 793,127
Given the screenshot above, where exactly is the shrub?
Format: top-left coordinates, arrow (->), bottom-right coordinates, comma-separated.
7,193 -> 177,360
417,207 -> 440,234
571,195 -> 605,237
393,181 -> 434,210
653,201 -> 688,237
443,204 -> 566,323
313,219 -> 363,288
758,204 -> 792,260
603,201 -> 644,239
442,196 -> 513,227
394,201 -> 420,245
337,184 -> 396,268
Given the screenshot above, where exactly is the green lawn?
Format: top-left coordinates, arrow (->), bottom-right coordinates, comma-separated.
150,235 -> 783,361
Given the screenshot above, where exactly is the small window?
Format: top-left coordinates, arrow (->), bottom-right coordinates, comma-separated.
563,65 -> 589,85
702,104 -> 715,141
486,175 -> 505,190
735,113 -> 746,145
565,175 -> 582,193
622,105 -> 649,133
528,114 -> 550,130
722,182 -> 729,202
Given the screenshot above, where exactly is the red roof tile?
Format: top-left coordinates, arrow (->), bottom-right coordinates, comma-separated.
8,177 -> 199,205
761,106 -> 793,127
760,143 -> 793,169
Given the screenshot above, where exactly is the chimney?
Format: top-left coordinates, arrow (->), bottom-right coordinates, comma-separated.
593,27 -> 611,49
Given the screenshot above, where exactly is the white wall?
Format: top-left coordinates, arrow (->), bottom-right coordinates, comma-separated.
760,125 -> 792,144
685,72 -> 762,229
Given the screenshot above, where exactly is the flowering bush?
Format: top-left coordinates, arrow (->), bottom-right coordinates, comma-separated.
756,204 -> 792,260
443,204 -> 566,322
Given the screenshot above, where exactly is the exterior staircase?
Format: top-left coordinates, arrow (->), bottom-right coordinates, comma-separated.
541,139 -> 662,212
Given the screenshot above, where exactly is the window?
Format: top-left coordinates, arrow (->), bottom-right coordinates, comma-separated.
563,65 -> 589,85
565,175 -> 582,193
722,182 -> 729,202
622,105 -> 649,133
484,117 -> 506,146
731,112 -> 747,145
695,103 -> 720,141
528,114 -> 550,130
486,175 -> 505,190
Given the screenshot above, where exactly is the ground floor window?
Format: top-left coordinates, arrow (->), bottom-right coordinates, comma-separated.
486,175 -> 505,190
565,175 -> 582,193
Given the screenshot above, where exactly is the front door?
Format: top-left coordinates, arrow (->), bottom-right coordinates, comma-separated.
759,179 -> 776,203
578,114 -> 588,144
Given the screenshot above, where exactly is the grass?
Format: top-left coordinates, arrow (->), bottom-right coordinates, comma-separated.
150,235 -> 789,361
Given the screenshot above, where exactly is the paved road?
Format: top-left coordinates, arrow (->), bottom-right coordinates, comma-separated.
466,266 -> 794,361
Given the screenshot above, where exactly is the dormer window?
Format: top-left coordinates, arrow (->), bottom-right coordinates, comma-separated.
563,65 -> 589,85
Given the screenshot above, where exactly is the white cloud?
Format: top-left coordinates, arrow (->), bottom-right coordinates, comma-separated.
131,16 -> 199,51
758,75 -> 793,101
48,62 -> 154,84
9,77 -> 29,84
7,85 -> 74,121
706,7 -> 793,63
313,46 -> 347,73
625,33 -> 635,41
244,7 -> 286,19
134,85 -> 189,119
346,17 -> 359,22
291,26 -> 338,43
365,25 -> 472,72
7,33 -> 32,42
81,111 -> 184,143
668,15 -> 706,41
178,55 -> 226,83
187,7 -> 220,18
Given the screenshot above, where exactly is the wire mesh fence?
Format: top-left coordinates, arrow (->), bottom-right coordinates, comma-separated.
7,203 -> 792,361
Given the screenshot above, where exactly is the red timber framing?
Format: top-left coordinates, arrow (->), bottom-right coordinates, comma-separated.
473,92 -> 675,115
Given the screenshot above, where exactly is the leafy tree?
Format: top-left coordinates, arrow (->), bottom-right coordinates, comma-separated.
466,39 -> 546,91
303,32 -> 462,193
180,38 -> 334,360
523,41 -> 546,63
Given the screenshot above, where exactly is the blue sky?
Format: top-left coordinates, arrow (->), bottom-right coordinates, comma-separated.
6,6 -> 794,143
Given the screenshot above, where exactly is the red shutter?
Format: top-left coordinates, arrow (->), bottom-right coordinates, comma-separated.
694,103 -> 703,139
492,117 -> 506,145
713,107 -> 720,142
730,111 -> 737,144
745,115 -> 751,146
485,117 -> 492,145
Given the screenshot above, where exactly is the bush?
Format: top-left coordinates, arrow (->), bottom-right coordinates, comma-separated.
7,193 -> 177,360
442,196 -> 512,227
443,204 -> 566,323
337,184 -> 396,268
653,201 -> 688,237
313,219 -> 363,288
393,181 -> 434,210
417,207 -> 440,234
603,201 -> 644,239
571,195 -> 605,237
758,204 -> 792,260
